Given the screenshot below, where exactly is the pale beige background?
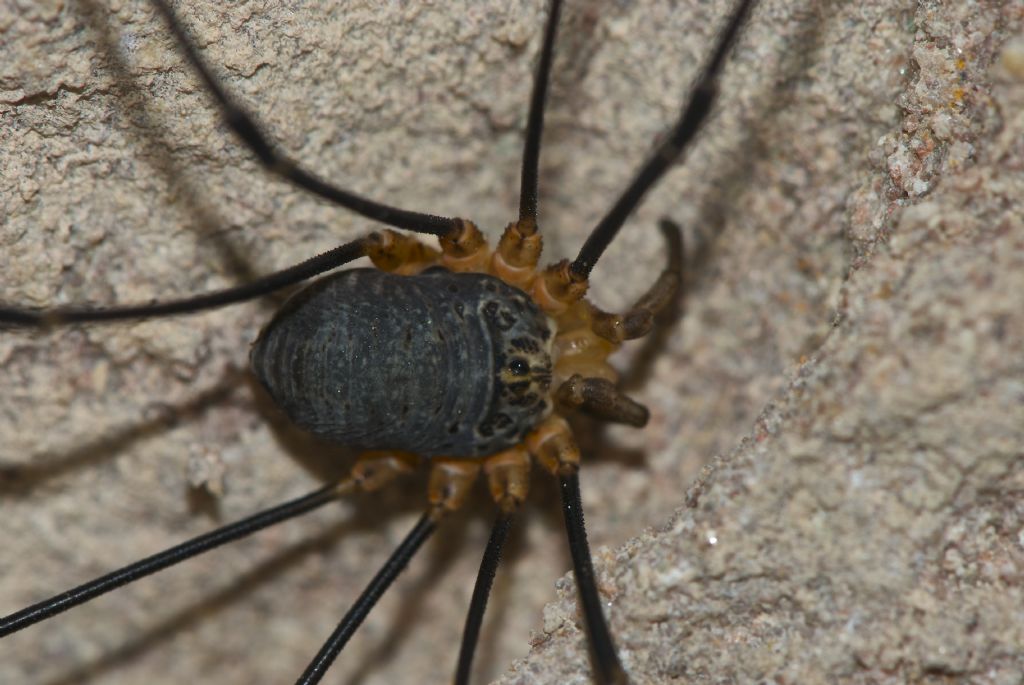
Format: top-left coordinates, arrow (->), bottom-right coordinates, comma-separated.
1,1 -> 1021,684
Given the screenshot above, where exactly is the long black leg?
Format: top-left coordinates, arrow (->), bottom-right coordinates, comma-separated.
296,511 -> 439,685
149,0 -> 459,237
0,481 -> 347,637
0,236 -> 367,328
518,0 -> 563,227
571,0 -> 757,278
560,471 -> 628,685
454,511 -> 516,685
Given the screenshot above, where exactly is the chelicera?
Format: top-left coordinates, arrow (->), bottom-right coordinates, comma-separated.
1,0 -> 756,683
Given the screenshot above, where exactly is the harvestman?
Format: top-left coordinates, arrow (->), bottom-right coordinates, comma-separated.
1,0 -> 757,682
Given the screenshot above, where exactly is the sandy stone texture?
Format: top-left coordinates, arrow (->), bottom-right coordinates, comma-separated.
1,1 -> 1021,684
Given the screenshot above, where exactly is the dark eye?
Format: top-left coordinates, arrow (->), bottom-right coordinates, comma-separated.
508,358 -> 529,376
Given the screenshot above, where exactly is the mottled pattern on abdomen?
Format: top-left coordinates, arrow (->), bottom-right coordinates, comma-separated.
250,268 -> 551,458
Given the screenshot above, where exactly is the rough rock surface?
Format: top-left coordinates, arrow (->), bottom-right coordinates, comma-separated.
1,1 -> 1021,684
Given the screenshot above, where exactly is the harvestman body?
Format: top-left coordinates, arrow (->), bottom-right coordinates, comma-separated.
252,268 -> 555,458
1,0 -> 758,683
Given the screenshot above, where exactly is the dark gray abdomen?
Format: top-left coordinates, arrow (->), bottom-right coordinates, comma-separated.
250,268 -> 551,458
